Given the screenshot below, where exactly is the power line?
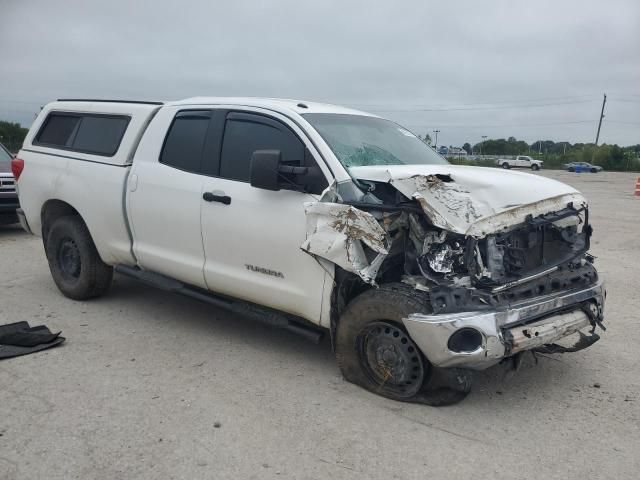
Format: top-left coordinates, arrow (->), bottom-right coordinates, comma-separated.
344,94 -> 600,108
404,120 -> 594,129
607,120 -> 640,126
360,99 -> 598,113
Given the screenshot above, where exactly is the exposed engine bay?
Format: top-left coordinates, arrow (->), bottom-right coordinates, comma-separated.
301,171 -> 597,316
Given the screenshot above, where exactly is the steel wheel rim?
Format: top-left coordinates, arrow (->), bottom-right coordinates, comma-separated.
57,237 -> 82,280
358,322 -> 425,398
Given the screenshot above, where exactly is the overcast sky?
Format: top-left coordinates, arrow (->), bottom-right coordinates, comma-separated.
2,0 -> 639,147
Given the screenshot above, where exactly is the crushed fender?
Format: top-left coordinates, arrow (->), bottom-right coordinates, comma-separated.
301,202 -> 389,284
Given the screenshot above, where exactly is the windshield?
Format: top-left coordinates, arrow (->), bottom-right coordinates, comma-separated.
303,113 -> 448,168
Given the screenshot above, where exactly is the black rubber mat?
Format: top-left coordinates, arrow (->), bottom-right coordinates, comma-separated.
0,321 -> 65,359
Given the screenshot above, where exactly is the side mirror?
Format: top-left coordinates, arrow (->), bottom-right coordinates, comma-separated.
250,150 -> 282,191
250,148 -> 329,194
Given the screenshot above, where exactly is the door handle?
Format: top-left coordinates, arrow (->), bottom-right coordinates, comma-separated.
203,192 -> 231,205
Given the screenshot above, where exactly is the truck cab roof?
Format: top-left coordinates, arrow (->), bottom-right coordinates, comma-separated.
168,97 -> 376,117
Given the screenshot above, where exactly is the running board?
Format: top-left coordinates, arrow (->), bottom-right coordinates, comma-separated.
115,265 -> 325,344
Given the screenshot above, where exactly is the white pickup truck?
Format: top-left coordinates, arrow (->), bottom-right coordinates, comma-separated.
496,155 -> 543,170
13,98 -> 605,405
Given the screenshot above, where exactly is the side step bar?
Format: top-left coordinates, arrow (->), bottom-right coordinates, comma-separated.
115,265 -> 325,344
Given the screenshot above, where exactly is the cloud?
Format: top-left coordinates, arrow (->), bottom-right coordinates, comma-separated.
1,0 -> 639,145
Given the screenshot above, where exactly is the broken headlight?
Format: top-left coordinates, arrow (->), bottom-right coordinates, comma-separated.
418,231 -> 467,278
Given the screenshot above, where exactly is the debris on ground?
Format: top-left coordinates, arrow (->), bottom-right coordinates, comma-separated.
0,321 -> 65,359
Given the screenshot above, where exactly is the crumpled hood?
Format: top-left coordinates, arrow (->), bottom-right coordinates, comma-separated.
349,164 -> 586,237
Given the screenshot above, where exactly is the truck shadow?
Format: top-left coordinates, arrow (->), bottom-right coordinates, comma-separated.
106,274 -> 578,406
108,274 -> 335,367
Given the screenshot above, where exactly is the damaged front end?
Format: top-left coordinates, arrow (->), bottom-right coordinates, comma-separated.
302,169 -> 605,370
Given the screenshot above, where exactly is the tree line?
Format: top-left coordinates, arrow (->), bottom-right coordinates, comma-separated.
420,133 -> 640,171
0,121 -> 29,153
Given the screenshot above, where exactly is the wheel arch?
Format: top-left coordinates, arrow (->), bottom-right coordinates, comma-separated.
329,253 -> 407,350
41,199 -> 82,241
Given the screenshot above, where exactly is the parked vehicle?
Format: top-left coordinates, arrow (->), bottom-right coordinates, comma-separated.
496,155 -> 543,170
13,98 -> 605,405
564,162 -> 603,173
0,142 -> 19,225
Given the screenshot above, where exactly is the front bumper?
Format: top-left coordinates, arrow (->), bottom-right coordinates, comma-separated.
403,279 -> 605,370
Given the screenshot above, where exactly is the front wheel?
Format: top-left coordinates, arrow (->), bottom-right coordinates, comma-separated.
531,164 -> 540,171
45,215 -> 113,300
335,283 -> 472,405
502,163 -> 510,169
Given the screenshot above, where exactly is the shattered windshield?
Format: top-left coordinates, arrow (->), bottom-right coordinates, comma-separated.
303,113 -> 448,168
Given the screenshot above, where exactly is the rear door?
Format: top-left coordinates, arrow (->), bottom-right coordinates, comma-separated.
200,110 -> 330,322
128,110 -> 215,288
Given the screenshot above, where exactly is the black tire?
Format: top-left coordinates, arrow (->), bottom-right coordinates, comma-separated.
44,215 -> 113,300
531,164 -> 540,171
591,168 -> 598,173
335,283 -> 472,406
501,162 -> 510,169
568,167 -> 575,172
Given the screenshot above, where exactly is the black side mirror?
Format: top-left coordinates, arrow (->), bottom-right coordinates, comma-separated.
250,150 -> 282,191
250,148 -> 328,194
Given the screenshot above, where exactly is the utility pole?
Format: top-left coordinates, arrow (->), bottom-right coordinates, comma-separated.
481,135 -> 487,156
595,93 -> 607,145
433,130 -> 440,149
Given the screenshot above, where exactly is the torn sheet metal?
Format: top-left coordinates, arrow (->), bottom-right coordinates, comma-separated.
349,165 -> 587,238
301,202 -> 389,284
391,175 -> 483,234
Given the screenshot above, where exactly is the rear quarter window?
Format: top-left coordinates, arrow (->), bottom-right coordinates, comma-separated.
34,112 -> 130,157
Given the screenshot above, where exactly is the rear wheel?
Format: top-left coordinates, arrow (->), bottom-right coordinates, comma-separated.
335,283 -> 472,405
45,215 -> 113,300
502,162 -> 510,169
568,167 -> 575,172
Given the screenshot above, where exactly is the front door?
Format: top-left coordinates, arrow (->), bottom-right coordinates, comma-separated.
200,111 -> 330,322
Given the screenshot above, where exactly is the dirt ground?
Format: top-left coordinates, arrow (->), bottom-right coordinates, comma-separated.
1,170 -> 639,480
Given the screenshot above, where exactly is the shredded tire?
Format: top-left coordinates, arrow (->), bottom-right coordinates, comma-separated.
45,215 -> 113,300
335,283 -> 473,406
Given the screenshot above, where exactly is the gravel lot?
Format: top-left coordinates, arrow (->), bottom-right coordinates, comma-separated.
1,170 -> 639,480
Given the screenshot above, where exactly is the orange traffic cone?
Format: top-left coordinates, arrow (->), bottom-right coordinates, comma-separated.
636,177 -> 640,196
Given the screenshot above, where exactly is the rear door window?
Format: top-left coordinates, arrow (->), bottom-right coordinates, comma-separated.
35,112 -> 130,156
160,110 -> 212,174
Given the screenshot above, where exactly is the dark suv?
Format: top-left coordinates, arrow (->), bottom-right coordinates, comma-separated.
0,142 -> 19,225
